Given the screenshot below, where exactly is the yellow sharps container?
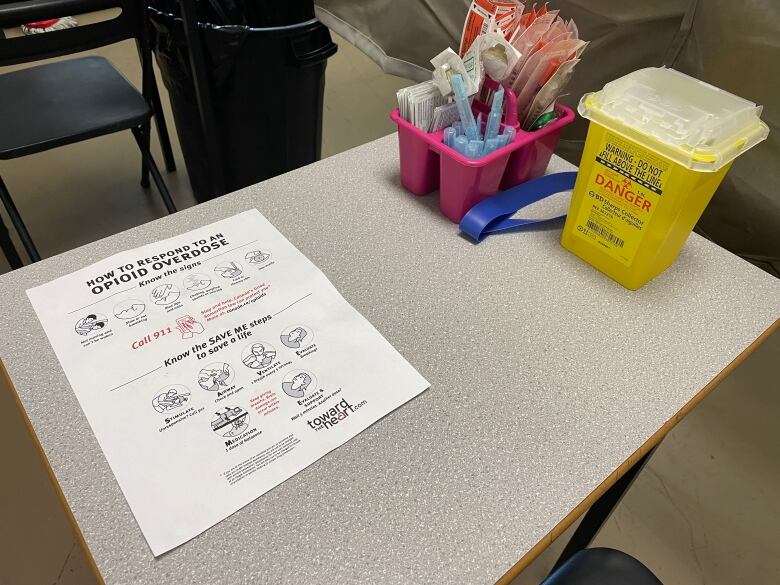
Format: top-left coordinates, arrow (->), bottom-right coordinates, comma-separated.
561,67 -> 769,290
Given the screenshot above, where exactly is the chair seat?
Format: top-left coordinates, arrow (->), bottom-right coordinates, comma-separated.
0,56 -> 150,159
543,548 -> 663,585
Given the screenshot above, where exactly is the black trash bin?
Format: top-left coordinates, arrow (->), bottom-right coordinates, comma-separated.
149,2 -> 337,201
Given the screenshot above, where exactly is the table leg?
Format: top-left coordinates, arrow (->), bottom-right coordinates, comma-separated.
547,447 -> 656,576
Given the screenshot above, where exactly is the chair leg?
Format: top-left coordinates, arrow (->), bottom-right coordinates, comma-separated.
0,209 -> 23,270
137,35 -> 176,173
132,127 -> 177,214
150,76 -> 177,172
0,175 -> 40,262
140,119 -> 151,188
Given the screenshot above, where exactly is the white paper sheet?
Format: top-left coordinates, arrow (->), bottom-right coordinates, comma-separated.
27,209 -> 429,556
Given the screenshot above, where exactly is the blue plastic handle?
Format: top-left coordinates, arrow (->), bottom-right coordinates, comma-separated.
459,172 -> 577,242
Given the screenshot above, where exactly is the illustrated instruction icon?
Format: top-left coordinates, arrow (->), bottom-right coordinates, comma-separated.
151,283 -> 180,306
152,385 -> 191,413
211,406 -> 249,437
113,299 -> 146,320
214,261 -> 242,279
241,342 -> 276,370
245,249 -> 271,265
183,273 -> 211,291
176,315 -> 204,339
281,370 -> 316,398
279,325 -> 312,349
198,363 -> 234,392
74,313 -> 108,336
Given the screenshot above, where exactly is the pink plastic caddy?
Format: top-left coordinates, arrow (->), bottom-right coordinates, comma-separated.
390,80 -> 574,222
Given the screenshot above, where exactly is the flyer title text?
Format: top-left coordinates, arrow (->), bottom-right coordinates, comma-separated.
84,233 -> 230,294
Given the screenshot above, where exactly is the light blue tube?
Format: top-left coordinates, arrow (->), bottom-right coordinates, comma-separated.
443,127 -> 457,147
452,121 -> 463,135
491,86 -> 505,117
476,113 -> 483,140
485,86 -> 504,142
484,137 -> 499,156
485,112 -> 501,142
451,74 -> 478,141
502,126 -> 516,145
454,135 -> 468,155
465,141 -> 480,159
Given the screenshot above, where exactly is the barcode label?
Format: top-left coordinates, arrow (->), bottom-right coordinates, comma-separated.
586,220 -> 625,248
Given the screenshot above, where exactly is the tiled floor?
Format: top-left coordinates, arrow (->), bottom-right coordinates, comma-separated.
0,21 -> 778,585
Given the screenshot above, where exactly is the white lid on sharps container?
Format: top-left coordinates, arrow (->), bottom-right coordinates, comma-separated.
578,67 -> 769,172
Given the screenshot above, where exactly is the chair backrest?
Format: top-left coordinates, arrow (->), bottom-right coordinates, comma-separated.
0,0 -> 145,66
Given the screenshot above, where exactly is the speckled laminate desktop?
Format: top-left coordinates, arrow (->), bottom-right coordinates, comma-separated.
1,135 -> 778,585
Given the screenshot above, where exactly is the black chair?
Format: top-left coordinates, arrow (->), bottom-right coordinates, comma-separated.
542,548 -> 663,585
0,0 -> 178,269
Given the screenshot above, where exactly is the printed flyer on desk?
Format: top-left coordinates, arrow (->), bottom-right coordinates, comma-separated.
27,209 -> 429,556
